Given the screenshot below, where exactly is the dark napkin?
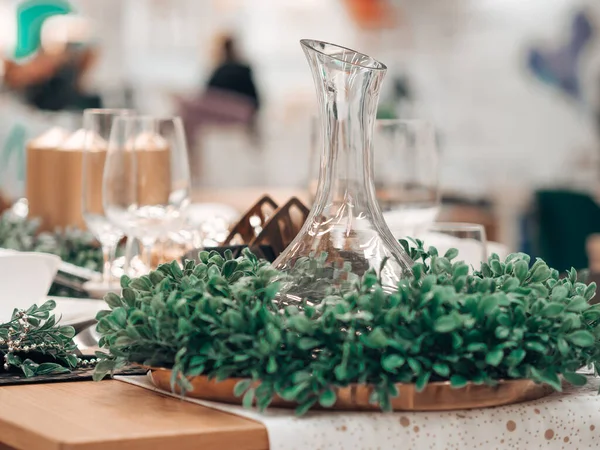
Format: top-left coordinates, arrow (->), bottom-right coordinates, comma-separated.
0,357 -> 146,386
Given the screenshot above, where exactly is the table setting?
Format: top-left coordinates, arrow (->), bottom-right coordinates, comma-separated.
0,38 -> 599,450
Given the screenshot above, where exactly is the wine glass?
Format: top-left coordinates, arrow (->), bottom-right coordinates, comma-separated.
103,116 -> 191,272
418,222 -> 487,268
373,119 -> 440,239
81,109 -> 131,285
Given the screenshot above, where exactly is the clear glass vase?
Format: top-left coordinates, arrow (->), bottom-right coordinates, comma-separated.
273,40 -> 414,304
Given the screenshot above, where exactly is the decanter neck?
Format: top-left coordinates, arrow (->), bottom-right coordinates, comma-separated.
303,42 -> 386,215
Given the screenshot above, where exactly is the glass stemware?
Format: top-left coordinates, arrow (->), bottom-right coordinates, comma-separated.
373,119 -> 440,239
418,222 -> 487,268
81,109 -> 130,285
103,116 -> 191,272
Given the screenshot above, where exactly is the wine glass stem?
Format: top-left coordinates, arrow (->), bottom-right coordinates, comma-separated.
124,237 -> 134,276
143,242 -> 155,272
102,241 -> 118,285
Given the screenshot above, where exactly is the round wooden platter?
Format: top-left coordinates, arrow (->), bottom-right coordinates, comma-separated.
146,367 -> 554,412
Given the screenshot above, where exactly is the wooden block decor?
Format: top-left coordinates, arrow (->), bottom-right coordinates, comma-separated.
249,197 -> 310,257
223,195 -> 278,246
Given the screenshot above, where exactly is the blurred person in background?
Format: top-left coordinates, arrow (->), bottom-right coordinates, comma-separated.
205,35 -> 260,114
177,33 -> 261,173
3,42 -> 101,111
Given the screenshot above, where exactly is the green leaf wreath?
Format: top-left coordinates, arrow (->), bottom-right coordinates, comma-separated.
93,241 -> 600,415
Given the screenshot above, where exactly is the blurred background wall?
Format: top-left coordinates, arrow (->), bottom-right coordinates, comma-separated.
2,0 -> 600,267
49,0 -> 599,193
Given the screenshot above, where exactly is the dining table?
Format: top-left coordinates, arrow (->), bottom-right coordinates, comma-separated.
0,379 -> 268,450
0,188 -> 521,450
3,374 -> 600,450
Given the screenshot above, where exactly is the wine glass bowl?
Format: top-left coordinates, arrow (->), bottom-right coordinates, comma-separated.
81,108 -> 131,284
417,222 -> 488,268
103,116 -> 191,272
373,119 -> 440,239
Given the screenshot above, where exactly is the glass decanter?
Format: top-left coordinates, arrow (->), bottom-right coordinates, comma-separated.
273,39 -> 414,304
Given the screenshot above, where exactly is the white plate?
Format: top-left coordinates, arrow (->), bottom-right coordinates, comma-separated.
0,250 -> 61,322
47,297 -> 107,326
83,280 -> 121,300
186,202 -> 239,227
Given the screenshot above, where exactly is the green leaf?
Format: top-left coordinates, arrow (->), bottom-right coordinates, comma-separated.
566,296 -> 589,313
453,263 -> 469,278
171,260 -> 183,277
478,295 -> 498,317
551,286 -> 568,302
110,307 -> 127,328
584,283 -> 597,301
295,398 -> 317,416
562,371 -> 587,387
412,263 -> 423,280
415,371 -> 431,392
434,315 -> 459,333
450,375 -> 468,388
234,379 -> 252,397
485,349 -> 503,367
93,360 -> 116,381
540,302 -> 565,317
490,259 -> 503,275
567,330 -> 595,347
58,326 -> 76,339
104,292 -> 122,309
514,260 -> 528,282
120,275 -> 131,288
569,267 -> 578,283
530,367 -> 562,391
505,348 -> 526,367
381,354 -> 405,372
199,251 -> 210,263
267,357 -> 277,374
122,288 -> 136,306
319,389 -> 337,408
291,371 -> 311,384
529,265 -> 551,283
363,327 -> 388,349
432,362 -> 450,377
421,274 -> 436,292
222,260 -> 238,278
281,382 -> 308,401
242,387 -> 255,409
444,248 -> 459,260
495,326 -> 510,339
35,363 -> 70,376
501,277 -> 520,292
334,364 -> 347,381
407,357 -> 421,375
557,338 -> 570,356
297,338 -> 320,350
524,341 -> 547,353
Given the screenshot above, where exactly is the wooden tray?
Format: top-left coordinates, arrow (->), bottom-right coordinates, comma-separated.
147,368 -> 554,412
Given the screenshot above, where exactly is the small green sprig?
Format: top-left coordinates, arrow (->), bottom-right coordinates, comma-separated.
0,300 -> 79,377
94,242 -> 600,415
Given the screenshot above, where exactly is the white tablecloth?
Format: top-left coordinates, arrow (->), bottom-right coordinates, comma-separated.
117,375 -> 600,449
